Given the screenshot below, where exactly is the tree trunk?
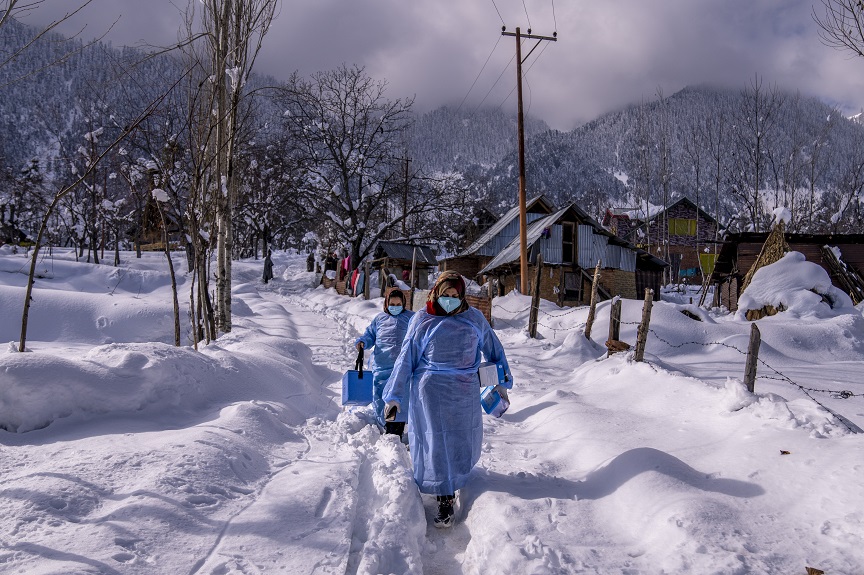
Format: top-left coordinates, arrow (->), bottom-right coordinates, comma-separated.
158,204 -> 182,346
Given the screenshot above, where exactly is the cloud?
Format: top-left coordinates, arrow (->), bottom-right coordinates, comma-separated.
19,0 -> 864,130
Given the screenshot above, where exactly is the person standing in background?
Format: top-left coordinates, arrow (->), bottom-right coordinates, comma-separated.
262,249 -> 274,284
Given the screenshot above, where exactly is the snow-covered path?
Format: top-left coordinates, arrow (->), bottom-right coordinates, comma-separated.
184,284 -> 428,575
2,249 -> 864,574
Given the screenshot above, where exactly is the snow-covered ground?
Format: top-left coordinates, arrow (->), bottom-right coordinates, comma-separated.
1,246 -> 863,574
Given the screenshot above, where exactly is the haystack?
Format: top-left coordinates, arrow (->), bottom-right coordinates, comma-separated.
740,220 -> 789,293
740,220 -> 790,320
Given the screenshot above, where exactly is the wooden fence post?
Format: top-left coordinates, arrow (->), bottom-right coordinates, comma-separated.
584,260 -> 601,339
408,247 -> 418,310
528,253 -> 543,338
634,288 -> 654,362
744,323 -> 761,393
364,260 -> 371,300
606,298 -> 622,357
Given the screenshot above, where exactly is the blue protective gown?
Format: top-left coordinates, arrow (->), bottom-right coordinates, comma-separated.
383,306 -> 512,495
355,309 -> 415,426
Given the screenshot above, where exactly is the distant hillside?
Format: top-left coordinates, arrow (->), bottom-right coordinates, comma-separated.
407,106 -> 549,172
2,14 -> 861,240
435,85 -> 864,233
0,18 -> 182,182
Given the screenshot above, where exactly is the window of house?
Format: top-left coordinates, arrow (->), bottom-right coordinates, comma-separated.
562,222 -> 575,264
668,218 -> 697,236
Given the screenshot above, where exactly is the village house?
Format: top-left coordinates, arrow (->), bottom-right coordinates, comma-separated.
441,196 -> 667,307
442,195 -> 557,280
371,241 -> 438,293
604,197 -> 720,284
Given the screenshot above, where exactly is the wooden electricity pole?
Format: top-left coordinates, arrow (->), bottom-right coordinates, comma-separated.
502,26 -> 556,293
400,156 -> 411,237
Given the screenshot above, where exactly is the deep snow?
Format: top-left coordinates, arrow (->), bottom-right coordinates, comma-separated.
1,247 -> 863,574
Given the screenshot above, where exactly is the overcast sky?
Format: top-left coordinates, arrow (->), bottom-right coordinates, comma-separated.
22,0 -> 864,130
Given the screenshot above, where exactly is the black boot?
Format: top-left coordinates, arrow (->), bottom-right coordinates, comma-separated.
434,495 -> 455,528
384,421 -> 405,439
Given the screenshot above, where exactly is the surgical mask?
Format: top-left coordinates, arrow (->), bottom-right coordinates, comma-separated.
438,296 -> 461,314
388,305 -> 403,316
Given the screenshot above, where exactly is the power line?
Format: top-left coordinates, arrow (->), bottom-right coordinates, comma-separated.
495,39 -> 551,112
472,49 -> 517,113
522,0 -> 532,30
456,35 -> 503,115
551,0 -> 558,33
490,0 -> 505,26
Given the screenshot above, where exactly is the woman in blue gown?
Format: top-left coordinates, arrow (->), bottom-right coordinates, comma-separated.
355,289 -> 414,436
383,272 -> 512,527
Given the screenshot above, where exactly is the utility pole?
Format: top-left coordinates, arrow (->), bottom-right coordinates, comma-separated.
401,156 -> 411,237
502,26 -> 556,293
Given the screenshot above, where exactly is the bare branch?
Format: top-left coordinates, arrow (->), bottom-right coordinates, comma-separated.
813,0 -> 864,57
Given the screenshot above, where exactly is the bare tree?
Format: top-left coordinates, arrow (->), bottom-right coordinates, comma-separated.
772,94 -> 807,228
634,98 -> 654,252
152,188 -> 182,346
181,0 -> 277,335
732,75 -> 784,231
703,110 -> 728,237
19,96 -> 168,351
277,65 -> 454,266
812,1 -> 864,232
829,138 -> 864,233
804,110 -> 836,231
682,116 -> 706,278
813,0 -> 864,57
655,88 -> 673,281
233,130 -> 308,258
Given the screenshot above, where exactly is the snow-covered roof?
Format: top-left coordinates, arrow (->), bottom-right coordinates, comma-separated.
629,196 -> 719,225
478,206 -> 570,274
458,195 -> 553,257
374,241 -> 438,265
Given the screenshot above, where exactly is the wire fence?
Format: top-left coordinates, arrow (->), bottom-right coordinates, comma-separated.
492,301 -> 864,433
646,326 -> 863,434
493,301 -> 587,336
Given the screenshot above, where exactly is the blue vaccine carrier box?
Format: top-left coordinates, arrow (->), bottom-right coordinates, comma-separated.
478,362 -> 506,388
342,368 -> 372,406
480,385 -> 509,418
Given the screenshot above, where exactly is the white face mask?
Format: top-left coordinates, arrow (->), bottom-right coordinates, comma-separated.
438,296 -> 461,313
388,305 -> 403,315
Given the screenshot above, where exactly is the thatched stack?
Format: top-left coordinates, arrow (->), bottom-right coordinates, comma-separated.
740,220 -> 791,321
740,220 -> 789,294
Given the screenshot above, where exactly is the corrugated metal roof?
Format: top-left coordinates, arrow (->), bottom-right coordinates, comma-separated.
478,203 -> 669,275
376,241 -> 438,264
478,206 -> 570,274
638,196 -> 719,225
459,195 -> 552,256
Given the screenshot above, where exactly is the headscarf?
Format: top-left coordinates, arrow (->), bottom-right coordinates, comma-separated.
427,271 -> 469,315
384,288 -> 406,313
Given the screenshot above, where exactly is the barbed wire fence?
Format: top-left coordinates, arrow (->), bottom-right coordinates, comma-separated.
491,298 -> 864,434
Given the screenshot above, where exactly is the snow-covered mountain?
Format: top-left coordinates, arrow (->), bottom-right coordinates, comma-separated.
3,17 -> 863,244
426,85 -> 864,231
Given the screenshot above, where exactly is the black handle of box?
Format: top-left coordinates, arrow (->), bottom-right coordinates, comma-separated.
355,348 -> 364,378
